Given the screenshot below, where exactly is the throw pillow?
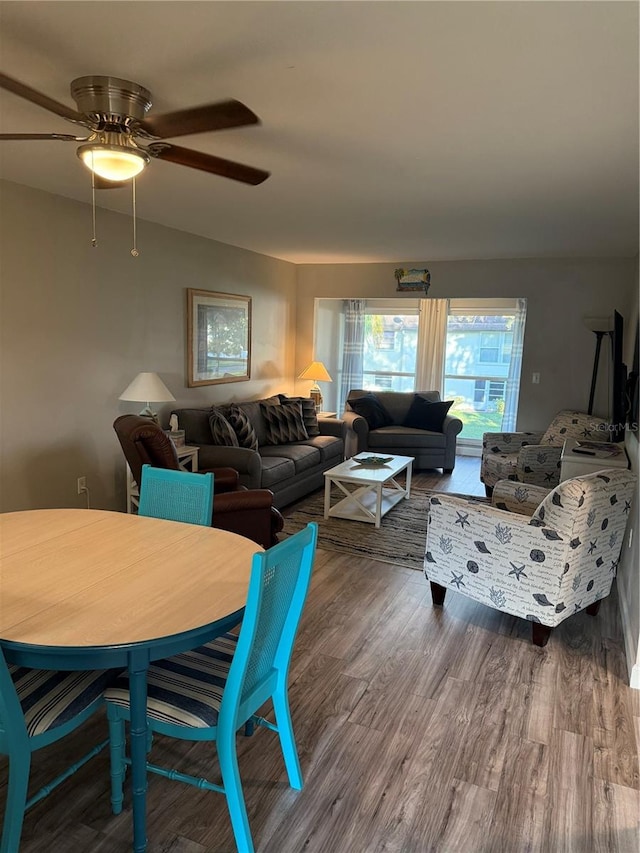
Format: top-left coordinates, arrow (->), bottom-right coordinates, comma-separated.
403,395 -> 454,432
261,401 -> 309,445
278,395 -> 320,437
208,408 -> 239,447
225,404 -> 259,451
348,393 -> 393,430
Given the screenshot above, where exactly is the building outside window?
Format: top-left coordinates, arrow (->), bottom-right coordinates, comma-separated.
362,309 -> 418,392
443,301 -> 525,440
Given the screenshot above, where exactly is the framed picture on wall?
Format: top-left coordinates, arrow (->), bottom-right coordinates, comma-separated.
394,268 -> 431,293
187,288 -> 252,387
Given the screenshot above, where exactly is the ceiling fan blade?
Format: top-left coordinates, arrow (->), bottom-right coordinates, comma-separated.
148,143 -> 269,185
0,132 -> 84,141
0,72 -> 87,124
139,99 -> 259,139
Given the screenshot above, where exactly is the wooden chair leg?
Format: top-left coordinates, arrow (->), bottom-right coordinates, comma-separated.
430,582 -> 446,606
531,622 -> 552,647
586,599 -> 602,616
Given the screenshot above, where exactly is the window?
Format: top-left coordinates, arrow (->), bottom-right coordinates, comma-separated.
312,296 -> 526,442
362,306 -> 419,392
443,300 -> 526,440
479,333 -> 500,363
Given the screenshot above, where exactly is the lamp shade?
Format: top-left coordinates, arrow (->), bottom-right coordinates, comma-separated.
119,372 -> 176,403
298,361 -> 332,383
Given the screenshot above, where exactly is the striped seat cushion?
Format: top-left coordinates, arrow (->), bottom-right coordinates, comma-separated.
10,665 -> 118,737
104,633 -> 239,729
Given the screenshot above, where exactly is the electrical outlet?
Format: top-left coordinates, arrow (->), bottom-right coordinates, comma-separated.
77,476 -> 87,494
532,372 -> 540,384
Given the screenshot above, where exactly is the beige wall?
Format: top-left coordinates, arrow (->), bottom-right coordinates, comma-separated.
295,259 -> 637,428
0,181 -> 297,513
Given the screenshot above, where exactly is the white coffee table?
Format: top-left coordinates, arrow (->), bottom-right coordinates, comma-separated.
323,453 -> 413,528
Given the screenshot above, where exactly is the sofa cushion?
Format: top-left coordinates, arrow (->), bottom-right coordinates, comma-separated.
278,395 -> 320,437
259,455 -> 296,488
260,443 -> 320,474
404,396 -> 453,431
368,426 -> 447,450
348,393 -> 393,429
304,435 -> 344,463
208,408 -> 239,447
225,404 -> 259,451
261,401 -> 309,445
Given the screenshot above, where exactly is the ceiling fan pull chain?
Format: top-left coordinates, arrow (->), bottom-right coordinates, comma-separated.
131,176 -> 139,257
90,153 -> 98,247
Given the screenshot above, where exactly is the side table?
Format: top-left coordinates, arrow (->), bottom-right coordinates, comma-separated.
317,411 -> 337,418
560,438 -> 628,482
126,444 -> 200,513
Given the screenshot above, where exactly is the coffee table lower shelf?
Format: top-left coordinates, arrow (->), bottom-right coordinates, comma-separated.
323,453 -> 414,528
327,485 -> 407,525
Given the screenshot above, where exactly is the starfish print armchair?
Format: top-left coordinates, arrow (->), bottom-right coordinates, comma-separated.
424,468 -> 635,646
480,409 -> 611,495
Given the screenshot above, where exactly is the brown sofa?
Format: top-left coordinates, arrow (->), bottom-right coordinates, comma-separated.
171,395 -> 346,509
342,390 -> 463,473
113,414 -> 284,548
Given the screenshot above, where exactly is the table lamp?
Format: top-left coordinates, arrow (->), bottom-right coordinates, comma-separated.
298,361 -> 332,411
119,372 -> 176,421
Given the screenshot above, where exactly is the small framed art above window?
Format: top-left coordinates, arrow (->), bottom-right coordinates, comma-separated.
187,288 -> 252,387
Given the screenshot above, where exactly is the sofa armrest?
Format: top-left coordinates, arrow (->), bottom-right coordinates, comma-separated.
213,488 -> 283,549
341,410 -> 369,457
482,430 -> 545,455
318,417 -> 346,440
442,414 -> 463,439
491,480 -> 551,516
198,467 -> 240,493
197,445 -> 263,489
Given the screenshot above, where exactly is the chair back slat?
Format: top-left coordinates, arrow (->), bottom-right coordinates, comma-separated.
138,465 -> 214,526
220,524 -> 317,727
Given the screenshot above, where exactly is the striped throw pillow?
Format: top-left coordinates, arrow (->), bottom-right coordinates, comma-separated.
278,395 -> 320,437
208,409 -> 239,447
225,404 -> 259,451
261,401 -> 309,445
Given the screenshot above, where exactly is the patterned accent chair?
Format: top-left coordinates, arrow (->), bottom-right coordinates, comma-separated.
424,468 -> 636,646
480,409 -> 611,495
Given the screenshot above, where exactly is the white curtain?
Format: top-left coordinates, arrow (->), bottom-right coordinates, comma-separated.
415,298 -> 449,393
340,299 -> 366,411
501,297 -> 527,431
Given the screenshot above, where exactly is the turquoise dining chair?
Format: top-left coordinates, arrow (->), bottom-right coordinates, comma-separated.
0,650 -> 117,852
138,464 -> 214,526
104,522 -> 318,853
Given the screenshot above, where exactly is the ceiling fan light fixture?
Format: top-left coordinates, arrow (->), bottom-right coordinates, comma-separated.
77,143 -> 149,181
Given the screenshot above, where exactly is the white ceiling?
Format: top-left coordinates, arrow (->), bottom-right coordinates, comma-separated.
0,1 -> 638,264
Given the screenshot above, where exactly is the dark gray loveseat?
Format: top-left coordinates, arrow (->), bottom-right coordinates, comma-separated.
172,395 -> 345,509
342,389 -> 463,473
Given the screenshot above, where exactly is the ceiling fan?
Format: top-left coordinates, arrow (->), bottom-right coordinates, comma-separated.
0,72 -> 270,188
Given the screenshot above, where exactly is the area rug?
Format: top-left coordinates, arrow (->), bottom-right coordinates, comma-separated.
282,487 -> 486,570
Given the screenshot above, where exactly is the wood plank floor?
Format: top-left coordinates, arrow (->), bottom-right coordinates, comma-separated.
3,457 -> 639,852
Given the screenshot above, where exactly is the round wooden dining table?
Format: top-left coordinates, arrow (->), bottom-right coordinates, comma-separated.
0,508 -> 262,853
